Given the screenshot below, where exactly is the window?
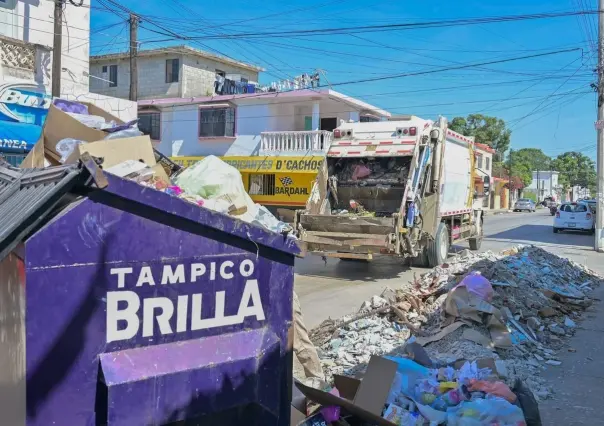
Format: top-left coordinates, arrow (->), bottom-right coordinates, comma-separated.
102,65 -> 107,73
108,65 -> 118,87
249,174 -> 276,196
476,154 -> 483,169
360,116 -> 380,123
165,59 -> 179,83
485,157 -> 490,171
199,107 -> 235,137
215,69 -> 225,77
138,112 -> 161,140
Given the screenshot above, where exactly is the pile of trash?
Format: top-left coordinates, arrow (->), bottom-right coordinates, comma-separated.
298,245 -> 602,425
23,98 -> 293,236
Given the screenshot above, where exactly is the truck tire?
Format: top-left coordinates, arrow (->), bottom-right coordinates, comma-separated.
469,217 -> 483,251
411,249 -> 429,268
427,223 -> 449,267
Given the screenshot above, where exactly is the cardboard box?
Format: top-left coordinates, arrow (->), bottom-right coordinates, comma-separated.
22,102 -> 125,168
64,136 -> 155,169
295,356 -> 398,426
43,103 -> 124,158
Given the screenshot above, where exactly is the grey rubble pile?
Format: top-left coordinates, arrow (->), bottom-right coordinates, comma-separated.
310,245 -> 602,401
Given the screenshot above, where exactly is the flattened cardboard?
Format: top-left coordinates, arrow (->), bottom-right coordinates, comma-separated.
353,356 -> 398,416
295,356 -> 398,426
65,136 -> 156,169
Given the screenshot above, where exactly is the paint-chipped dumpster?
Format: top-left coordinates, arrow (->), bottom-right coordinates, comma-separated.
0,160 -> 298,426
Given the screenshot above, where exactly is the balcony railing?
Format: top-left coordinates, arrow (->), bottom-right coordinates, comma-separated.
260,130 -> 332,154
0,35 -> 36,71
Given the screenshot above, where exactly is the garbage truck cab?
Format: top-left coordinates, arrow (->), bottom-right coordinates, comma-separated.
295,115 -> 484,267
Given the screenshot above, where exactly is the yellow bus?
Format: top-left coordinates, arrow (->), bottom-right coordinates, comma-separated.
170,155 -> 322,216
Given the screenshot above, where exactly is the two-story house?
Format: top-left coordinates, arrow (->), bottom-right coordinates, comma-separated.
89,45 -> 264,101
0,0 -> 135,166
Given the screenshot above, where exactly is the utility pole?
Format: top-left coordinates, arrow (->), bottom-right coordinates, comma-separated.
596,0 -> 604,251
51,0 -> 64,97
508,149 -> 513,209
129,14 -> 139,101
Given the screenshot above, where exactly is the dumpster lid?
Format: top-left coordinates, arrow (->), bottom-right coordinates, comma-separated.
0,160 -> 92,260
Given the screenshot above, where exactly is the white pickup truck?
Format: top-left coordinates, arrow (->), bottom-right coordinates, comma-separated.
295,116 -> 485,267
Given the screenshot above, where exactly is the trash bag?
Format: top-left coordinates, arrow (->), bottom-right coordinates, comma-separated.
175,156 -> 292,234
468,379 -> 517,403
456,271 -> 494,302
56,138 -> 84,163
446,397 -> 526,426
512,378 -> 542,426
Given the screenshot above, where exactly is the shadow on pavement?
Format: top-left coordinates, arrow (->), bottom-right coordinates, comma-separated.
487,224 -> 592,248
295,254 -> 411,282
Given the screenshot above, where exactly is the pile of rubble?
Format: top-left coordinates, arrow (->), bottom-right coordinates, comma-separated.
310,245 -> 601,402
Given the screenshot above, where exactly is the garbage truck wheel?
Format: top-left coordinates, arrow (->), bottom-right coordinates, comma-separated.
411,249 -> 429,267
469,219 -> 483,251
427,223 -> 449,267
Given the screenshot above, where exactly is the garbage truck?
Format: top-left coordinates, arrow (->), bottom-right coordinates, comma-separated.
295,116 -> 485,267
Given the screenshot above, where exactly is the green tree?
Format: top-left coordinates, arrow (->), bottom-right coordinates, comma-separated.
449,114 -> 511,160
551,151 -> 596,193
505,148 -> 551,187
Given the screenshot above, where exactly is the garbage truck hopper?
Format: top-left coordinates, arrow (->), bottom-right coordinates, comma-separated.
296,116 -> 484,266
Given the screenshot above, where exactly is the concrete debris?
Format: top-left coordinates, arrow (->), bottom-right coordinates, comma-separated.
564,316 -> 577,328
310,245 -> 602,403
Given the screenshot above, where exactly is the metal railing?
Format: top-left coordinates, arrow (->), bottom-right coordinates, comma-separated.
260,130 -> 332,153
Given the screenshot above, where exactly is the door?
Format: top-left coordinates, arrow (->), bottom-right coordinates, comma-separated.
304,116 -> 312,131
320,117 -> 338,131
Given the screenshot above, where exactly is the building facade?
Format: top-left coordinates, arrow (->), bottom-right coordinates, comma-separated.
0,0 -> 135,166
525,171 -> 560,202
138,89 -> 390,158
89,46 -> 263,101
474,142 -> 494,209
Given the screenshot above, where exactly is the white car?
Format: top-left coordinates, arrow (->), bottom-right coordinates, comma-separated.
553,202 -> 594,234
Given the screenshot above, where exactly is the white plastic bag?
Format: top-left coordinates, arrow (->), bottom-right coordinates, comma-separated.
56,138 -> 84,163
104,127 -> 143,140
65,112 -> 109,129
175,156 -> 291,234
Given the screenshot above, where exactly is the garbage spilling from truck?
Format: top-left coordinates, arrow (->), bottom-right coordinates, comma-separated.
292,245 -> 601,425
19,98 -> 293,236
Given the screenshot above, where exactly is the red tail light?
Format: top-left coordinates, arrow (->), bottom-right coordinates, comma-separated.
409,127 -> 417,136
587,213 -> 592,219
333,129 -> 341,138
555,212 -> 560,218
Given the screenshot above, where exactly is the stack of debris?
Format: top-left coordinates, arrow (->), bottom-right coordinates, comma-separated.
21,98 -> 292,236
296,245 -> 601,424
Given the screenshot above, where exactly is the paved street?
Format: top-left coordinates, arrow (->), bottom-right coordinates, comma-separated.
296,209 -> 596,328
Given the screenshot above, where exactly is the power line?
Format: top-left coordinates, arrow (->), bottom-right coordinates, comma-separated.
142,10 -> 604,41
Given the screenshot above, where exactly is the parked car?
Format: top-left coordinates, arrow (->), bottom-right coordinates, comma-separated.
513,198 -> 536,212
553,202 -> 594,233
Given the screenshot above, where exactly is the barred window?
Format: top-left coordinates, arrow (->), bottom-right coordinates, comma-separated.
249,174 -> 275,196
139,112 -> 161,140
199,108 -> 235,137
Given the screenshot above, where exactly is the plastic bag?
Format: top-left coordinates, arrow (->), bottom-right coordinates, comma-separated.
383,356 -> 430,398
104,127 -> 143,140
456,271 -> 494,302
446,397 -> 526,426
352,164 -> 371,180
468,380 -> 516,403
512,379 -> 542,426
320,388 -> 341,422
65,112 -> 110,129
56,138 -> 84,163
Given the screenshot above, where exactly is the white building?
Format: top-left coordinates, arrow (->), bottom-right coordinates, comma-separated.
89,45 -> 264,101
138,89 -> 391,158
526,171 -> 560,201
0,0 -> 136,166
474,142 -> 495,209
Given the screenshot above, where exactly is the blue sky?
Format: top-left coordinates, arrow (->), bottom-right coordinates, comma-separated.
90,0 -> 598,160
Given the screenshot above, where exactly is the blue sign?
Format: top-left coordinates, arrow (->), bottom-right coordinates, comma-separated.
0,82 -> 51,153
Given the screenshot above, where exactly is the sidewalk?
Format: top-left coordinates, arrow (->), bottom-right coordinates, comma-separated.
537,247 -> 604,425
539,282 -> 604,425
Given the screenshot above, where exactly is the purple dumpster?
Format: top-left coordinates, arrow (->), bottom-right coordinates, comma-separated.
0,160 -> 298,426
